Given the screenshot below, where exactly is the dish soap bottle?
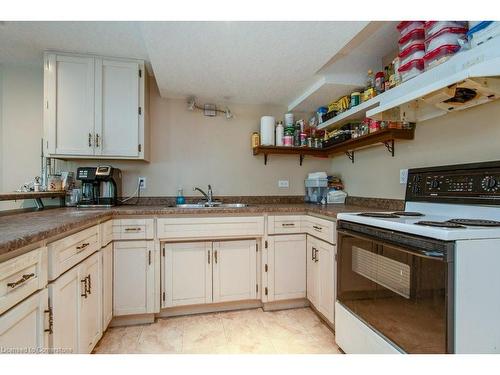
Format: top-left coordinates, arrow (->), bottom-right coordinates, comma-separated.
176,187 -> 185,205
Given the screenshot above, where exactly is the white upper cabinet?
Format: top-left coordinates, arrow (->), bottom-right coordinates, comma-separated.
44,51 -> 148,160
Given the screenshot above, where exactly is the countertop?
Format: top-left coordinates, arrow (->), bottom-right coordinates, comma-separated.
0,203 -> 381,259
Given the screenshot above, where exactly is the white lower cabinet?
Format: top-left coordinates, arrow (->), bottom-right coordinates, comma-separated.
101,243 -> 113,330
0,288 -> 49,352
213,240 -> 257,302
163,239 -> 258,308
49,251 -> 102,354
113,240 -> 155,315
306,235 -> 336,324
267,234 -> 307,301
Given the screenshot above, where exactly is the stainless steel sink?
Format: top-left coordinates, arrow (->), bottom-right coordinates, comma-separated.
175,203 -> 247,209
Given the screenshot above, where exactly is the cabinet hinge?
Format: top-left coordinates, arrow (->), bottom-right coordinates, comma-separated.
256,284 -> 258,293
265,287 -> 268,296
162,292 -> 165,301
138,144 -> 142,152
265,264 -> 268,272
138,106 -> 142,115
265,240 -> 268,249
139,69 -> 142,78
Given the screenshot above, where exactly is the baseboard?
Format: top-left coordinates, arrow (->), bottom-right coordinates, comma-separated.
262,298 -> 310,311
158,299 -> 263,318
308,301 -> 335,332
110,313 -> 155,327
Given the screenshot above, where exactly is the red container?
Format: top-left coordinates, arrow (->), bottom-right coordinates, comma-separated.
398,43 -> 426,67
398,59 -> 424,82
423,44 -> 460,70
397,21 -> 425,36
424,21 -> 468,39
398,28 -> 425,51
425,27 -> 468,51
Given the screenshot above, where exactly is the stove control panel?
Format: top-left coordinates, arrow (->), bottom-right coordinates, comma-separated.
406,161 -> 500,204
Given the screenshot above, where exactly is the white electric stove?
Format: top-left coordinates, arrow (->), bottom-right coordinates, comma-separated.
334,161 -> 500,354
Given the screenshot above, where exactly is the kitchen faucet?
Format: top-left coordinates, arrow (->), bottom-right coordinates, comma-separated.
193,185 -> 214,205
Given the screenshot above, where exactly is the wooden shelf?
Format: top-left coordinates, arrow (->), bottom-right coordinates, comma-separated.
0,191 -> 66,201
253,128 -> 415,165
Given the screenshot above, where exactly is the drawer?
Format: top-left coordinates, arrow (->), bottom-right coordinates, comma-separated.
100,220 -> 113,247
305,215 -> 336,244
0,247 -> 48,314
267,215 -> 305,234
113,218 -> 154,240
48,225 -> 99,281
157,216 -> 264,239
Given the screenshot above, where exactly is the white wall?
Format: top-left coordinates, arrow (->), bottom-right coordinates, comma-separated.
0,63 -> 44,210
331,100 -> 500,199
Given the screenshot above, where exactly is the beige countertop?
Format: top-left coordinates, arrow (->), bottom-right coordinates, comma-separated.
0,203 -> 382,259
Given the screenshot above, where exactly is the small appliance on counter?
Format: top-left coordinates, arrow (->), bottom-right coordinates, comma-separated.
305,172 -> 329,204
76,166 -> 122,208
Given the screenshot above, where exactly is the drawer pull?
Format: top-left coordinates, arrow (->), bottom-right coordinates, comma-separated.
312,225 -> 323,231
7,273 -> 35,288
44,307 -> 54,334
124,227 -> 142,232
76,242 -> 90,251
281,223 -> 296,227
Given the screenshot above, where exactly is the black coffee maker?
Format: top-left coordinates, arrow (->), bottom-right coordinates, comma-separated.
76,166 -> 122,207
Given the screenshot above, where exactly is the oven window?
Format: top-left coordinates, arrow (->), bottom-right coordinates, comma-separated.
337,233 -> 448,354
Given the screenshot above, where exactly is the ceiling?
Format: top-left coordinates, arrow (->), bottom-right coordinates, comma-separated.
0,21 -> 380,107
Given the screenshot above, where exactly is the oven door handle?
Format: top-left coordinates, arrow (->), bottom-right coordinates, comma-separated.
337,229 -> 446,261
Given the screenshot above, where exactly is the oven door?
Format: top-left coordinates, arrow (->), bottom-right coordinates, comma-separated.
337,221 -> 454,354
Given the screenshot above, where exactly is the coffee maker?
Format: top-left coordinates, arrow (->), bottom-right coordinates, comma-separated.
76,166 -> 122,207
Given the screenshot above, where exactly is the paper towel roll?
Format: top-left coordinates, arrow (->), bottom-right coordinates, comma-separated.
260,116 -> 276,146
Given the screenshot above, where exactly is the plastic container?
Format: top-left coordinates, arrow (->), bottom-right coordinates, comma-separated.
425,27 -> 467,51
423,44 -> 460,70
305,178 -> 329,205
398,43 -> 425,67
397,21 -> 425,36
398,59 -> 424,82
398,28 -> 425,51
424,21 -> 468,39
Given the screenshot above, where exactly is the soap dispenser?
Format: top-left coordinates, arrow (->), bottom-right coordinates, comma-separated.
176,187 -> 185,205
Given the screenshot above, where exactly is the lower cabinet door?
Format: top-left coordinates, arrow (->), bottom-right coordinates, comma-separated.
49,266 -> 80,353
268,234 -> 306,301
306,237 -> 319,307
212,240 -> 257,303
317,240 -> 335,324
101,244 -> 113,330
114,241 -> 155,315
0,288 -> 49,353
79,252 -> 102,354
163,242 -> 212,307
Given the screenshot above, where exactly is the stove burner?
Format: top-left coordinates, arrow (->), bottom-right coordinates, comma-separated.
392,211 -> 425,217
357,212 -> 400,218
415,221 -> 466,228
447,219 -> 500,227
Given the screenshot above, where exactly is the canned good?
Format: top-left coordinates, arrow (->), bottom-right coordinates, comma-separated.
350,92 -> 361,107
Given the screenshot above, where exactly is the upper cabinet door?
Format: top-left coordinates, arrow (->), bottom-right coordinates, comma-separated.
95,59 -> 141,157
212,240 -> 257,303
45,53 -> 95,155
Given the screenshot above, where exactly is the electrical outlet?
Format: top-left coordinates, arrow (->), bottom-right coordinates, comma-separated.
138,177 -> 146,190
278,180 -> 289,188
400,169 -> 408,184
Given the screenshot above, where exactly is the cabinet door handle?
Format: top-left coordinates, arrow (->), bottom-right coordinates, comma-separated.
76,242 -> 90,251
311,247 -> 315,261
315,248 -> 319,262
44,307 -> 53,334
208,250 -> 211,264
281,223 -> 295,227
214,250 -> 218,264
95,133 -> 100,147
81,278 -> 88,298
148,250 -> 151,265
124,227 -> 142,232
88,133 -> 92,147
7,273 -> 35,288
86,274 -> 91,295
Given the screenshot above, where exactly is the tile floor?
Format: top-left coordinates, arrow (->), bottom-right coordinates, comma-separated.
93,307 -> 341,354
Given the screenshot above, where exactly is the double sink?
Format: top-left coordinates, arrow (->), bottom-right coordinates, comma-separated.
176,202 -> 248,209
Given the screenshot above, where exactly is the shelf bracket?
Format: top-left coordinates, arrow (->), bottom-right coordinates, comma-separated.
345,151 -> 354,163
299,154 -> 305,166
384,139 -> 395,157
264,154 -> 268,165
